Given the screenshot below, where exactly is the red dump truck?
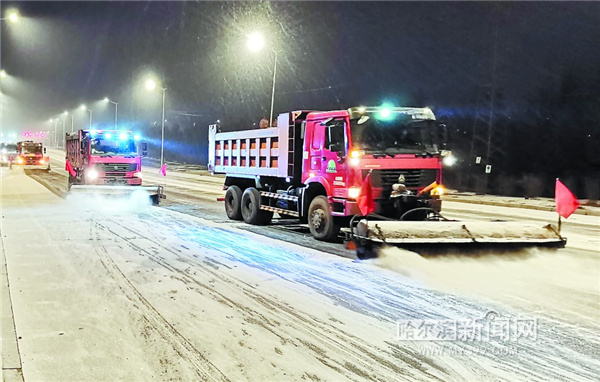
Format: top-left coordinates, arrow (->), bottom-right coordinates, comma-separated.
208,106 -> 566,257
208,106 -> 449,236
65,129 -> 165,205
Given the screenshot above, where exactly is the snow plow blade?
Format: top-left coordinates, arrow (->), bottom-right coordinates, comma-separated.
68,185 -> 166,205
351,220 -> 566,258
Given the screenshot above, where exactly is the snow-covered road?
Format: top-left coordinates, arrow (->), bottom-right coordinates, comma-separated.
2,160 -> 600,380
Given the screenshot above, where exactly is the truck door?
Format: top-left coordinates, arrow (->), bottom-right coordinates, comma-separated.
321,118 -> 348,196
309,121 -> 324,171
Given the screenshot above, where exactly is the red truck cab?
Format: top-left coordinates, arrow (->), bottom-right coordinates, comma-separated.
12,141 -> 50,171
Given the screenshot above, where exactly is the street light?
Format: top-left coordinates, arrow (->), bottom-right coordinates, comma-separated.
145,77 -> 167,167
1,9 -> 20,23
247,32 -> 280,127
0,70 -> 6,78
104,97 -> 118,129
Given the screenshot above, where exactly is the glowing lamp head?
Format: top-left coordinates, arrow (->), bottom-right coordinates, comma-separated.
246,32 -> 265,52
119,132 -> 128,141
7,10 -> 19,23
133,134 -> 141,141
145,79 -> 156,91
89,130 -> 97,137
104,133 -> 112,139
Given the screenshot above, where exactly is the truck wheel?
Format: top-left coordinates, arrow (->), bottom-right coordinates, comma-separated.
241,187 -> 273,225
308,196 -> 340,241
225,185 -> 243,220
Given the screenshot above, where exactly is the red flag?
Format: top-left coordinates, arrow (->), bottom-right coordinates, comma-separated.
357,171 -> 376,215
159,163 -> 167,177
555,178 -> 579,218
65,159 -> 76,177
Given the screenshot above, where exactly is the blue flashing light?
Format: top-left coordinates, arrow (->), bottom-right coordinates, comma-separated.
90,130 -> 97,137
105,133 -> 112,139
119,132 -> 128,141
377,103 -> 395,121
133,134 -> 141,141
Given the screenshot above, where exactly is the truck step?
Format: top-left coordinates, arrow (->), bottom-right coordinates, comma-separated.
259,205 -> 300,217
260,191 -> 299,202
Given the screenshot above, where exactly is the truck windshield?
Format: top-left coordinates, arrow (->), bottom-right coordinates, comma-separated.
22,145 -> 43,154
91,139 -> 137,156
350,116 -> 442,155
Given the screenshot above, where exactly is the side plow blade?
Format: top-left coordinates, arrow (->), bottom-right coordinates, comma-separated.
351,220 -> 566,258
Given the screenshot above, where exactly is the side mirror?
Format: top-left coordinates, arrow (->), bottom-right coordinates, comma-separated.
43,147 -> 47,154
142,142 -> 148,151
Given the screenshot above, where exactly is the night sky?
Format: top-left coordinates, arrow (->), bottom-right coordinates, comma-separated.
1,1 -> 600,195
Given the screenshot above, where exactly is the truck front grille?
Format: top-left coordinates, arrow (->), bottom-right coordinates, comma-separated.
96,163 -> 137,173
365,169 -> 438,198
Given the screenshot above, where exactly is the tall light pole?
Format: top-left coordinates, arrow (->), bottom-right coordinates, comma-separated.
145,78 -> 167,167
62,111 -> 68,148
104,97 -> 118,129
80,104 -> 92,129
247,32 -> 280,126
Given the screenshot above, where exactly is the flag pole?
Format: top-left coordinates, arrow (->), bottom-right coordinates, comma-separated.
558,215 -> 562,235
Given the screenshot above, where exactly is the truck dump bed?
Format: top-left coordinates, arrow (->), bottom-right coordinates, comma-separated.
208,111 -> 309,180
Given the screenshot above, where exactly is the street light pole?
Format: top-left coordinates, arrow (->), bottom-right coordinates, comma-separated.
71,115 -> 74,133
88,109 -> 92,129
53,119 -> 58,147
161,87 -> 166,167
269,50 -> 278,127
104,98 -> 118,129
145,78 -> 167,167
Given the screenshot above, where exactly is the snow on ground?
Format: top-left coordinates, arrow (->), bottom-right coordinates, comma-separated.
2,167 -> 600,381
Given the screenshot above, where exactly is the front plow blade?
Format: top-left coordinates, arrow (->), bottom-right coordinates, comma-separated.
68,185 -> 165,205
352,220 -> 566,258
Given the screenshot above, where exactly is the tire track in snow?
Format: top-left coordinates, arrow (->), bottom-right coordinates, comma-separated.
93,213 -> 450,381
89,217 -> 231,382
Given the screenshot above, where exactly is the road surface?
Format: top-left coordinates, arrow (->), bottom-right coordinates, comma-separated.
1,150 -> 599,381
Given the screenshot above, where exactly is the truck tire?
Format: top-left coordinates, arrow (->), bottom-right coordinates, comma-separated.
225,185 -> 243,220
241,187 -> 273,225
308,196 -> 340,242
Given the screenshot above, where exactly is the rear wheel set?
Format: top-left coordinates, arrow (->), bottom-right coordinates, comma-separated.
224,186 -> 272,225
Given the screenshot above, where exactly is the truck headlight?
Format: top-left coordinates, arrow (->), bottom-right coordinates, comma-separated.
442,155 -> 457,167
348,187 -> 361,199
87,170 -> 98,180
430,186 -> 445,196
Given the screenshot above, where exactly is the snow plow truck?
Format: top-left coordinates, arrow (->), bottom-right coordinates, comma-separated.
208,106 -> 565,258
65,129 -> 165,205
11,141 -> 51,171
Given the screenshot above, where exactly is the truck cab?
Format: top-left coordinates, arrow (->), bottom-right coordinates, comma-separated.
12,141 -> 50,171
302,106 -> 447,219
